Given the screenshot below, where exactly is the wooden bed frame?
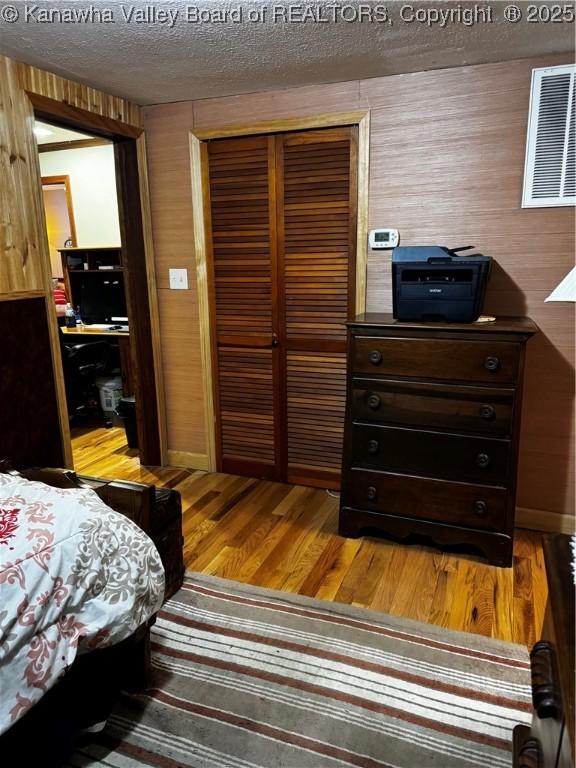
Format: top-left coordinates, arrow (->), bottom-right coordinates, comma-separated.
0,463 -> 171,767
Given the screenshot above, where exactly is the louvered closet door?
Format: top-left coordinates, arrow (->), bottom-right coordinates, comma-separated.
207,127 -> 357,488
206,135 -> 281,479
278,127 -> 358,488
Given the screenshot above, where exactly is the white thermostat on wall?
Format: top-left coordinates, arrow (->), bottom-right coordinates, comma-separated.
369,228 -> 399,249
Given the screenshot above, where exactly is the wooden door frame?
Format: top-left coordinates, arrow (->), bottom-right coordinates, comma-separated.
41,174 -> 78,248
27,92 -> 167,466
189,110 -> 370,473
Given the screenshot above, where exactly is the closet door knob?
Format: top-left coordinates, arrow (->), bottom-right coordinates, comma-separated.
367,394 -> 381,410
367,440 -> 380,455
474,500 -> 488,517
479,404 -> 495,420
367,486 -> 377,501
369,350 -> 382,365
483,356 -> 500,372
476,453 -> 490,469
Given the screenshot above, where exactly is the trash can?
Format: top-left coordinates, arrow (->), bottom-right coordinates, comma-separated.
95,376 -> 123,426
116,396 -> 138,448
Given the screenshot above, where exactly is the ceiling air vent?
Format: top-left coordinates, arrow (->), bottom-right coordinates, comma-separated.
522,64 -> 575,208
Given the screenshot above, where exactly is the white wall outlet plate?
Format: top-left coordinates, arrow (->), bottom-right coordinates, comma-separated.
169,268 -> 188,290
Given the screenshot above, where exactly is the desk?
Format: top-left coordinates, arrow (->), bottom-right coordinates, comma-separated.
61,326 -> 129,338
60,326 -> 133,396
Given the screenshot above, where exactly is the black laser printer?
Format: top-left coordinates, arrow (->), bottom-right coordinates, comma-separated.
392,245 -> 491,323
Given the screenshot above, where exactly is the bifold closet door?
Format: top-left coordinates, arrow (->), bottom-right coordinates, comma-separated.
206,135 -> 282,480
206,126 -> 358,488
278,128 -> 357,488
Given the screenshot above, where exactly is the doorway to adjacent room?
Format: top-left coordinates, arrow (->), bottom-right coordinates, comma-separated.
41,174 -> 77,273
36,119 -> 138,471
32,112 -> 162,473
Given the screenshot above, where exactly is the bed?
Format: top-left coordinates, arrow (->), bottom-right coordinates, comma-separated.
0,466 -> 166,763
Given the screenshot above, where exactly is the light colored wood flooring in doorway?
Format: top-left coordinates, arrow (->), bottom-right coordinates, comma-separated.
72,425 -> 548,648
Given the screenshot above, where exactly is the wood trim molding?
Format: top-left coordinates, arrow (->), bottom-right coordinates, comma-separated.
42,294 -> 73,467
189,133 -> 218,471
516,506 -> 575,534
136,133 -> 168,465
189,110 -> 370,472
26,91 -> 142,139
167,450 -> 210,472
41,174 -> 78,247
193,111 -> 369,140
38,138 -> 109,153
20,78 -> 74,467
355,112 -> 370,313
114,139 -> 162,465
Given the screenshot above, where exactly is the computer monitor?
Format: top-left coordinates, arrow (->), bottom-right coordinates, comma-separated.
71,272 -> 128,325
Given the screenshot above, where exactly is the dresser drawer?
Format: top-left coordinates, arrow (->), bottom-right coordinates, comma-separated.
350,423 -> 510,485
346,468 -> 508,532
351,380 -> 514,436
352,336 -> 521,384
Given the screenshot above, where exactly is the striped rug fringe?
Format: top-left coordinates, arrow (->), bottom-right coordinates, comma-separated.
68,573 -> 532,767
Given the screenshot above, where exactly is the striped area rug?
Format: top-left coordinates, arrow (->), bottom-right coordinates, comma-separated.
69,573 -> 532,768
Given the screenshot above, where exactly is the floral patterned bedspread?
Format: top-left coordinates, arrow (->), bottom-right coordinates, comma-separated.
0,474 -> 165,735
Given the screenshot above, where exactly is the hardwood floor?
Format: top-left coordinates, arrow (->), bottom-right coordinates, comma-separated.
72,425 -> 548,647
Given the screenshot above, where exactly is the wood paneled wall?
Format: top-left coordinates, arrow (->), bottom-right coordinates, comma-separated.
0,54 -> 143,468
0,57 -> 50,292
1,54 -> 142,298
17,62 -> 142,128
144,54 -> 574,532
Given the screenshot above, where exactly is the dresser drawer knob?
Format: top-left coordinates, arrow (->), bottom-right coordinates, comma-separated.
479,404 -> 496,420
367,394 -> 381,410
476,453 -> 490,469
474,500 -> 488,516
369,350 -> 382,365
367,440 -> 380,455
366,486 -> 378,501
483,356 -> 501,372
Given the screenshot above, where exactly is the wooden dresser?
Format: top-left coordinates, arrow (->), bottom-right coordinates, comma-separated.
339,313 -> 537,566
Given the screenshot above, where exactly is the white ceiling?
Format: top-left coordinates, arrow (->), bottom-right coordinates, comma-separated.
34,120 -> 96,144
1,1 -> 574,106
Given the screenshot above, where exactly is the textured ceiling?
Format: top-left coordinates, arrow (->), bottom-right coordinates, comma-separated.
1,1 -> 574,105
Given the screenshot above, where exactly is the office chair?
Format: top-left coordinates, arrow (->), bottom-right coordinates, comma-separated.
60,339 -> 112,426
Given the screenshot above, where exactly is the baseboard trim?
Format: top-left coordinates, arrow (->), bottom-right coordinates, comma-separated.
166,450 -> 210,472
516,506 -> 575,534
